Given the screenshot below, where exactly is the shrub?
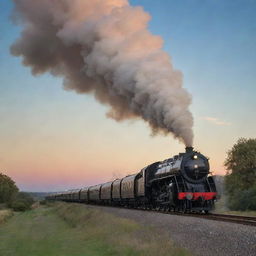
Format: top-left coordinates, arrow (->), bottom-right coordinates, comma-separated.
227,186 -> 256,211
40,200 -> 47,205
10,192 -> 35,212
11,201 -> 28,211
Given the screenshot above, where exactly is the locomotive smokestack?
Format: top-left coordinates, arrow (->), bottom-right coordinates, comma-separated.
185,147 -> 194,153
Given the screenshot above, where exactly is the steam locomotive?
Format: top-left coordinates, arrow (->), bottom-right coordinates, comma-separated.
46,147 -> 217,213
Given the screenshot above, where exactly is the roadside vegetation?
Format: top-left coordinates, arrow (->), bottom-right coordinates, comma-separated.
0,202 -> 190,256
0,209 -> 13,224
0,172 -> 34,212
214,194 -> 256,216
224,138 -> 256,211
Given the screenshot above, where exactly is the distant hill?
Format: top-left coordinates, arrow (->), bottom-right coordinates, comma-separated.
24,192 -> 52,200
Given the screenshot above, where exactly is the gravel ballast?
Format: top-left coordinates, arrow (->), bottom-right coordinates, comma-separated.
88,205 -> 256,256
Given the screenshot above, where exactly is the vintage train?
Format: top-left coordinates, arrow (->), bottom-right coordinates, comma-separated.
46,147 -> 217,213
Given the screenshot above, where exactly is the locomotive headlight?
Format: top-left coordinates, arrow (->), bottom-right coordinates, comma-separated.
194,164 -> 198,169
193,154 -> 198,160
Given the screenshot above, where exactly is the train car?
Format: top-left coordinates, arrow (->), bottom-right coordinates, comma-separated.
100,182 -> 113,204
64,191 -> 70,201
120,175 -> 137,205
45,193 -> 55,201
88,184 -> 102,202
60,191 -> 66,201
112,179 -> 122,204
80,187 -> 89,203
71,189 -> 81,202
46,147 -> 217,213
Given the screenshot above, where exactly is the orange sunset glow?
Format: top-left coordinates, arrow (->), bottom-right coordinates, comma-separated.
1,0 -> 255,192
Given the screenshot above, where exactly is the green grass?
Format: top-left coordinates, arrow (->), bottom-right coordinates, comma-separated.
0,203 -> 190,256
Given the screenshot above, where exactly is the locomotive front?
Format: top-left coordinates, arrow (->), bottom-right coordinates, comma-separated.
181,147 -> 210,183
176,147 -> 217,212
151,146 -> 217,212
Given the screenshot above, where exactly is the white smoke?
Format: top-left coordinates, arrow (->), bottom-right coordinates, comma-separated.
11,0 -> 194,146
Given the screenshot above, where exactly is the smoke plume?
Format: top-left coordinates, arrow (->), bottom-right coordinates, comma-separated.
11,0 -> 193,146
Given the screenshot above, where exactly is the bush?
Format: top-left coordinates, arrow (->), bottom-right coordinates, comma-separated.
40,200 -> 47,205
10,192 -> 35,212
227,186 -> 256,211
11,201 -> 29,211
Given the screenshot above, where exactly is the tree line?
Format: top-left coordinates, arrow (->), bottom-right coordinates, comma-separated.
0,173 -> 34,211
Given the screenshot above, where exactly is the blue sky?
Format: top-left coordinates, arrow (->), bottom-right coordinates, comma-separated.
0,0 -> 255,191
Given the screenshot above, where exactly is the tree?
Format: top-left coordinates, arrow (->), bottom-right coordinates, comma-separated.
0,173 -> 19,204
224,138 -> 256,210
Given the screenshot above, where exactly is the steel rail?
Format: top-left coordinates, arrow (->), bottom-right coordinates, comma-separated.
154,210 -> 256,226
100,204 -> 256,227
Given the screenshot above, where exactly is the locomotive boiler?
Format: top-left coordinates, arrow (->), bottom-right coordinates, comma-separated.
47,147 -> 217,213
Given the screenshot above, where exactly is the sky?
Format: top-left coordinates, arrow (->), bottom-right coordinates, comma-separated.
0,0 -> 255,192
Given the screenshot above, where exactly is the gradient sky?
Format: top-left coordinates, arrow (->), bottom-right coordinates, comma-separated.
0,0 -> 255,191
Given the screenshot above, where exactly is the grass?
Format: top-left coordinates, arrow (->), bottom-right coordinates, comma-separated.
0,203 -> 190,256
226,211 -> 256,216
0,209 -> 13,224
214,195 -> 256,216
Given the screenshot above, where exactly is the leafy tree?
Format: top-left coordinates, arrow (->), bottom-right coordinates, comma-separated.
0,173 -> 19,204
224,138 -> 256,210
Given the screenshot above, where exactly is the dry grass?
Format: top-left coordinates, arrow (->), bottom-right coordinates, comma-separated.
53,202 -> 190,256
0,209 -> 13,224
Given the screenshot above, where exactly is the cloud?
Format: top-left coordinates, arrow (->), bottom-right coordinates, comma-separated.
202,116 -> 231,126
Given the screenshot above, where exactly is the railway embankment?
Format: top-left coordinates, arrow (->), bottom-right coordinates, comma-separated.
0,202 -> 189,256
90,204 -> 256,256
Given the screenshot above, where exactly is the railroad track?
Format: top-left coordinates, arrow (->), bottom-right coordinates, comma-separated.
109,205 -> 256,227
152,209 -> 256,226
200,213 -> 256,226
63,202 -> 256,227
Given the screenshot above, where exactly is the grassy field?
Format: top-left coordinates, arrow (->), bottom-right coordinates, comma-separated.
0,203 -> 190,256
